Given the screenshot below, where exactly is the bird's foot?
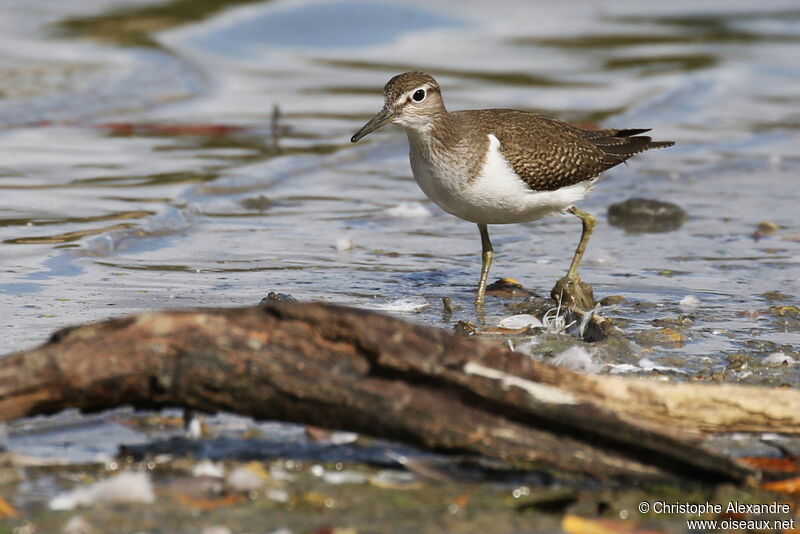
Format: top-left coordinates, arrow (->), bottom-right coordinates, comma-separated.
551,275 -> 596,311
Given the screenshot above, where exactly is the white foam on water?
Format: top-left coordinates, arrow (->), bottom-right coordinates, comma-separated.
679,295 -> 701,310
551,346 -> 601,374
386,201 -> 432,218
370,297 -> 430,312
763,352 -> 795,365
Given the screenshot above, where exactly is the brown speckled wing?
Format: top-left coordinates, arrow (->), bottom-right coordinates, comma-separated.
459,110 -> 672,192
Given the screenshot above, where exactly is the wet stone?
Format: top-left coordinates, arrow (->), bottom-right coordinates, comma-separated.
769,305 -> 800,317
240,195 -> 274,211
505,296 -> 555,316
453,320 -> 478,336
485,278 -> 536,298
756,221 -> 779,234
743,339 -> 779,352
599,295 -> 625,306
761,291 -> 791,302
725,353 -> 751,371
632,327 -> 685,347
607,197 -> 686,233
651,316 -> 694,329
259,292 -> 298,306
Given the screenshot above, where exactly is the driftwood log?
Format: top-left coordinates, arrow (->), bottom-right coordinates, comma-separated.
1,302 -> 798,484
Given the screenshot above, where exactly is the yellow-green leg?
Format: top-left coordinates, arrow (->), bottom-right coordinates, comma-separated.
475,223 -> 493,305
551,206 -> 597,309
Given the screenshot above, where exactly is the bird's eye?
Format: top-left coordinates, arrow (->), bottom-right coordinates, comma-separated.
412,89 -> 426,102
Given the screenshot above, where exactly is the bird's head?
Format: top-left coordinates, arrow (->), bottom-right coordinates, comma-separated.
351,72 -> 445,142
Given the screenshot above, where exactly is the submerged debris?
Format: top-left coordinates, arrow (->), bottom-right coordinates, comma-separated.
541,301 -> 576,335
441,296 -> 454,315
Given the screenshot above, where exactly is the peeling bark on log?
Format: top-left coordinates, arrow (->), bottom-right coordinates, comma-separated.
1,302 -> 791,484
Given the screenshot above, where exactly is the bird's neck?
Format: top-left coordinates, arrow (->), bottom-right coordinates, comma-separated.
406,111 -> 459,156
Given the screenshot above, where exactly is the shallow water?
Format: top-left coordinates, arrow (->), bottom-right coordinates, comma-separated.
1,0 -> 799,374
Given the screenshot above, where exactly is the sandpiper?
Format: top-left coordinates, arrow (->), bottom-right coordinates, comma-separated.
351,72 -> 674,308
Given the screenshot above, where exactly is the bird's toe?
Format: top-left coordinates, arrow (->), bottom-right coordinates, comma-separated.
551,276 -> 596,311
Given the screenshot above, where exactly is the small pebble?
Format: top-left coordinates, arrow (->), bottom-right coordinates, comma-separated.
633,327 -> 685,347
227,463 -> 267,492
50,472 -> 154,511
193,460 -> 225,478
725,353 -> 749,371
240,195 -> 273,211
62,515 -> 94,534
607,198 -> 686,233
310,464 -> 325,477
757,221 -> 779,234
322,470 -> 368,485
266,489 -> 290,503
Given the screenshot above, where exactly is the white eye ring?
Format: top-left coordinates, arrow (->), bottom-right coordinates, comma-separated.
412,88 -> 426,103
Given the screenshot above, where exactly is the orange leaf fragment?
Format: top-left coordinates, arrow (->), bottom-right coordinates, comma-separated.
0,496 -> 20,519
762,476 -> 800,494
740,456 -> 800,473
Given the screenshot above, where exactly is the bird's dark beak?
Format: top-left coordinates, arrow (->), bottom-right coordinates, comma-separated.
351,107 -> 395,142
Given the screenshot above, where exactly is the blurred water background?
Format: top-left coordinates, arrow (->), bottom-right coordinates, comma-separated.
0,0 -> 798,374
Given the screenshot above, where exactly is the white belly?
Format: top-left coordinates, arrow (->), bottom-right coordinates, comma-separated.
410,134 -> 595,225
